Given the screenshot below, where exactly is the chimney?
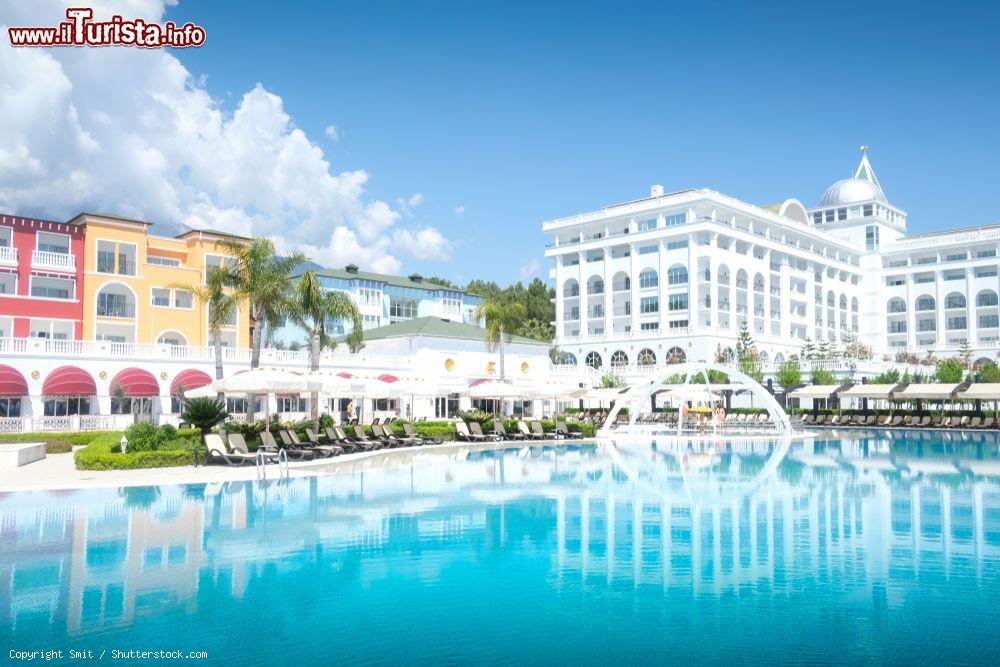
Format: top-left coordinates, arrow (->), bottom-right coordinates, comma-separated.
345,264 -> 359,274
650,184 -> 664,198
409,273 -> 423,283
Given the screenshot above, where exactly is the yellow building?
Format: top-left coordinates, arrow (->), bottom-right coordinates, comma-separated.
74,213 -> 250,348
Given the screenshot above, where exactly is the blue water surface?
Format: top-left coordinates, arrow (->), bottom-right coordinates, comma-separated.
2,430 -> 1000,665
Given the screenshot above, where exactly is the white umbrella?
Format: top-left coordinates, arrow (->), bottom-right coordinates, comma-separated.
584,388 -> 629,402
303,371 -> 354,394
467,379 -> 531,399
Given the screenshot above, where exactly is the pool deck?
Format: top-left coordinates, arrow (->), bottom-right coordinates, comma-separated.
0,439 -> 579,492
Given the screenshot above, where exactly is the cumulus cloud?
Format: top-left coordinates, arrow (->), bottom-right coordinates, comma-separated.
323,124 -> 340,141
392,227 -> 452,262
396,192 -> 424,217
0,0 -> 447,273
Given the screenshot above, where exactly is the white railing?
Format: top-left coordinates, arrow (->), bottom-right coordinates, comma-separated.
80,415 -> 112,431
0,245 -> 17,265
31,250 -> 76,271
0,416 -> 27,432
36,416 -> 72,432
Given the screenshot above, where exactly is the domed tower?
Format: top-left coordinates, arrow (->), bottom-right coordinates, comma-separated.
807,147 -> 907,250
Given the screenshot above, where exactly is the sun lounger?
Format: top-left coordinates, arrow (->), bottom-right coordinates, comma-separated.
455,421 -> 485,442
530,421 -> 552,439
801,414 -> 814,425
915,416 -> 930,428
227,433 -> 279,463
555,421 -> 584,439
264,430 -> 316,460
493,419 -> 525,441
324,426 -> 365,452
518,420 -> 545,440
351,427 -> 386,449
403,422 -> 440,444
940,416 -> 953,428
292,429 -> 343,456
469,421 -> 501,442
204,433 -> 255,466
982,417 -> 996,429
814,414 -> 827,425
903,416 -> 915,427
968,416 -> 982,429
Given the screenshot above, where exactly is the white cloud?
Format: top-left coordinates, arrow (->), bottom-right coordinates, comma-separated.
396,192 -> 424,216
323,124 -> 339,141
392,227 -> 452,261
0,0 -> 447,275
454,205 -> 465,217
519,258 -> 539,281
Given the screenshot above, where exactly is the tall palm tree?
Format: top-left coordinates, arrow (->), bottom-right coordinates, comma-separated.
174,267 -> 238,384
217,238 -> 305,421
289,271 -> 363,429
474,295 -> 527,381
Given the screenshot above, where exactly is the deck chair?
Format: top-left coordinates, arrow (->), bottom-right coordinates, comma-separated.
469,421 -> 501,442
228,433 -> 278,463
455,421 -> 484,442
518,420 -> 544,440
530,421 -> 552,439
262,430 -> 315,461
204,433 -> 254,466
403,422 -> 439,444
493,419 -> 525,441
555,421 -> 584,439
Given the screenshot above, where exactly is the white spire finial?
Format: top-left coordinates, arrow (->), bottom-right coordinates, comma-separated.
860,145 -> 869,155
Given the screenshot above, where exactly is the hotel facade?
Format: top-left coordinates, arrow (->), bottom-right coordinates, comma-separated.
545,151 -> 1000,378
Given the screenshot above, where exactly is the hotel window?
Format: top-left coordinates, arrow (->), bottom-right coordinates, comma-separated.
277,395 -> 307,412
586,251 -> 603,263
0,226 -> 11,246
945,252 -> 967,262
668,319 -> 689,329
441,291 -> 462,314
917,319 -> 936,332
636,218 -> 657,231
639,269 -> 658,289
147,254 -> 181,267
663,213 -> 686,227
980,315 -> 1000,329
886,277 -> 904,286
0,397 -> 21,417
812,212 -> 823,224
667,266 -> 688,285
824,210 -> 834,223
943,272 -> 964,281
44,396 -> 90,417
174,289 -> 192,309
389,296 -> 418,322
946,294 -> 966,309
977,249 -> 997,258
863,204 -> 873,217
151,287 -> 171,307
946,316 -> 967,330
357,281 -> 382,306
915,296 -> 936,311
434,394 -> 461,419
638,245 -> 658,255
887,298 -> 906,313
362,314 -> 381,328
978,291 -> 999,307
30,276 -> 73,299
667,294 -> 687,311
37,231 -> 70,254
837,208 -> 847,221
640,322 -> 659,331
888,321 -> 907,334
0,272 -> 14,295
208,303 -> 238,328
865,225 -> 879,251
887,259 -> 907,268
666,239 -> 688,250
640,296 -> 660,314
975,267 -> 998,278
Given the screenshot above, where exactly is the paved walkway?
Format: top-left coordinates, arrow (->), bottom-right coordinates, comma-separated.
0,439 -> 575,492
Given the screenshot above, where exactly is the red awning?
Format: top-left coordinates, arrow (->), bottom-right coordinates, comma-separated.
109,368 -> 160,397
377,374 -> 399,383
337,372 -> 353,379
42,366 -> 97,396
0,365 -> 28,396
170,369 -> 213,395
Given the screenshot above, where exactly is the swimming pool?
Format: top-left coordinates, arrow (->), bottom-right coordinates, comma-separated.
2,430 -> 1000,664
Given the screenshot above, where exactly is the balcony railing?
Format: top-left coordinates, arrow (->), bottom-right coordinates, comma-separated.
0,245 -> 16,265
96,303 -> 136,318
32,250 -> 75,271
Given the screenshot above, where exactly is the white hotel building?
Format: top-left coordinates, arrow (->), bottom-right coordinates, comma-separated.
545,150 -> 1000,376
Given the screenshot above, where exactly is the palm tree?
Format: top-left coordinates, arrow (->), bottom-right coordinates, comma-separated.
474,295 -> 527,381
173,267 -> 237,384
216,238 -> 305,421
289,271 -> 363,429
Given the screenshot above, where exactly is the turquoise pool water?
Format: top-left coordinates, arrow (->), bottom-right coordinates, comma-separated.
3,430 -> 1000,664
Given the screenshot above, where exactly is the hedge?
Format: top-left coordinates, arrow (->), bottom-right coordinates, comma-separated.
74,433 -> 202,471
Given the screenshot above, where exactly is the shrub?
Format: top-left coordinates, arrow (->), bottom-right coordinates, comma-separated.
75,433 -> 202,470
181,397 -> 229,434
45,440 -> 74,454
0,431 -> 119,446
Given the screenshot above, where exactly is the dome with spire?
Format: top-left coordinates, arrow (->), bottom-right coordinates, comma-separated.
820,147 -> 888,206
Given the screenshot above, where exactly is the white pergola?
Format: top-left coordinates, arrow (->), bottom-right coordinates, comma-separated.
599,361 -> 792,435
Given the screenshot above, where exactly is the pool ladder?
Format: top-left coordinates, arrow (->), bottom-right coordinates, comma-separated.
255,448 -> 289,481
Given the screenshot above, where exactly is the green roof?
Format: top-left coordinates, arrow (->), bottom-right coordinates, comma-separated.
335,316 -> 546,346
760,203 -> 782,213
307,265 -> 475,295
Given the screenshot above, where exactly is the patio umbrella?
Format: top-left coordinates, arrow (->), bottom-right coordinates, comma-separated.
210,369 -> 322,426
467,379 -> 529,399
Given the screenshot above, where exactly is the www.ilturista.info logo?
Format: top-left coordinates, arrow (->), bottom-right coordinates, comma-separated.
8,7 -> 206,48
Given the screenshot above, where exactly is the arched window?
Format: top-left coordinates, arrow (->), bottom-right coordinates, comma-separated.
839,294 -> 847,309
826,292 -> 835,307
915,295 -> 935,311
774,352 -> 785,364
587,276 -> 604,295
637,348 -> 656,366
851,297 -> 859,313
96,282 -> 137,319
612,272 -> 631,292
157,331 -> 187,347
945,293 -> 966,309
563,278 -> 579,298
639,269 -> 659,289
666,347 -> 686,364
717,264 -> 730,285
585,351 -> 602,369
666,266 -> 687,285
977,290 -> 999,307
554,351 -> 577,365
610,350 -> 629,368
753,274 -> 765,292
887,298 -> 906,314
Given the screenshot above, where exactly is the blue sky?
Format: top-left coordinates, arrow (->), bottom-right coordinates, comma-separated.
5,1 -> 999,286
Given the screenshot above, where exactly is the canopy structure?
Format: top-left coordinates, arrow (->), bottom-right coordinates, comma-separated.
584,387 -> 630,402
957,383 -> 1000,400
467,379 -> 530,399
787,384 -> 846,400
0,365 -> 28,396
211,368 -> 321,394
170,369 -> 213,395
839,384 -> 901,400
894,383 -> 964,400
109,368 -> 160,397
42,365 -> 97,396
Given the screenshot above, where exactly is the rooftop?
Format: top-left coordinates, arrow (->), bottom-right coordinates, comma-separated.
336,316 -> 545,346
308,265 -> 477,294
